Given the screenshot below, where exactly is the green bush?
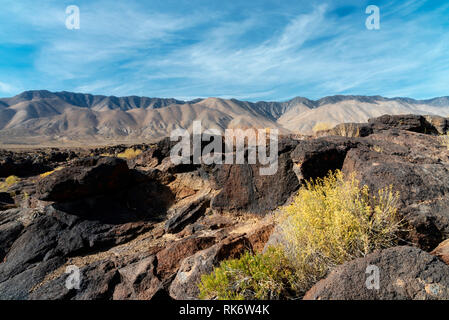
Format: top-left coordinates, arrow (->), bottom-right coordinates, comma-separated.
198,248 -> 298,300
198,170 -> 403,300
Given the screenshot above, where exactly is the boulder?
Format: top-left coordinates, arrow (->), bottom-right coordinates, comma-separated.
156,236 -> 217,280
341,130 -> 449,250
303,246 -> 449,300
368,114 -> 440,135
0,206 -> 153,299
113,256 -> 166,300
210,151 -> 300,214
36,157 -> 131,202
169,235 -> 252,299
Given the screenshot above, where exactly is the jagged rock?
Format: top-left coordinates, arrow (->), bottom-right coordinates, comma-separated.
36,157 -> 131,202
0,192 -> 15,210
210,151 -> 300,214
304,246 -> 449,300
113,256 -> 166,300
341,131 -> 449,250
317,123 -> 373,138
432,239 -> 449,265
246,222 -> 274,253
424,115 -> 449,135
165,196 -> 211,233
169,235 -> 252,300
156,236 -> 217,280
0,206 -> 153,299
368,114 -> 440,134
290,136 -> 359,181
0,208 -> 24,261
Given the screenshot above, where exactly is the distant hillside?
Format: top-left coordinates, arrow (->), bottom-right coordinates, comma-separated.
0,90 -> 448,146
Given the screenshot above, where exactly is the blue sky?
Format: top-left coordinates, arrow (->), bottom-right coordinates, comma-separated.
0,0 -> 448,101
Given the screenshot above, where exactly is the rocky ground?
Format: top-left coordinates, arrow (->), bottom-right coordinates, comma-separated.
1,114 -> 449,300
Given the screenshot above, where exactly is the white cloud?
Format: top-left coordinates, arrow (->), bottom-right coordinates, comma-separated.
0,81 -> 18,95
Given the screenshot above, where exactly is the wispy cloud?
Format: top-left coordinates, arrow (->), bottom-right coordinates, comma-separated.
1,0 -> 449,100
0,81 -> 19,95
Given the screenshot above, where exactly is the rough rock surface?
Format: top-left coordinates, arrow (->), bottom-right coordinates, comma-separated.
304,246 -> 449,300
1,114 -> 449,300
431,239 -> 449,265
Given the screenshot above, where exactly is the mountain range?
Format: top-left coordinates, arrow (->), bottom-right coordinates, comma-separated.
1,90 -> 449,146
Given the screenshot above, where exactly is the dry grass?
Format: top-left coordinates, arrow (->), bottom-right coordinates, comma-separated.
439,133 -> 449,149
117,148 -> 142,159
39,166 -> 64,178
312,122 -> 333,133
334,123 -> 360,137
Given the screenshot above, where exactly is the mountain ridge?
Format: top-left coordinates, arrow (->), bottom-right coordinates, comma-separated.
1,90 -> 448,146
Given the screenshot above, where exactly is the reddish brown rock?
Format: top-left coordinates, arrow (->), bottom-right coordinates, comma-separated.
431,239 -> 449,265
156,236 -> 216,280
169,235 -> 252,299
113,256 -> 165,300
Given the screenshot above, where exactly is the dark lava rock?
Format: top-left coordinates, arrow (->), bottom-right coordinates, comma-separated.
368,114 -> 440,135
165,196 -> 211,234
169,235 -> 252,300
36,157 -> 131,202
304,246 -> 449,300
210,151 -> 300,214
0,192 -> 15,210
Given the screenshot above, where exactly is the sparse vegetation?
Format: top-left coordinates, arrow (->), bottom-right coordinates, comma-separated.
276,170 -> 402,294
39,166 -> 64,178
199,170 -> 403,299
372,145 -> 383,153
312,122 -> 333,133
0,175 -> 21,191
439,133 -> 449,149
198,247 -> 298,300
334,123 -> 360,137
117,148 -> 142,159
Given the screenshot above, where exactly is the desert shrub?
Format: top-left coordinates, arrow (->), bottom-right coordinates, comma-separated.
198,170 -> 402,300
100,153 -> 114,157
0,175 -> 21,191
312,122 -> 333,133
39,166 -> 64,178
276,170 -> 402,294
334,123 -> 360,137
439,133 -> 449,149
117,148 -> 142,159
198,247 -> 298,300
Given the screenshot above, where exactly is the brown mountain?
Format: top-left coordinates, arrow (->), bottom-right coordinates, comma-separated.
0,90 -> 448,146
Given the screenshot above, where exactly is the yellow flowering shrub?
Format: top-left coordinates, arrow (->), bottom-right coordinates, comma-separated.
277,170 -> 402,293
0,175 -> 20,191
117,148 -> 142,159
439,133 -> 449,149
198,170 -> 402,299
312,122 -> 333,133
